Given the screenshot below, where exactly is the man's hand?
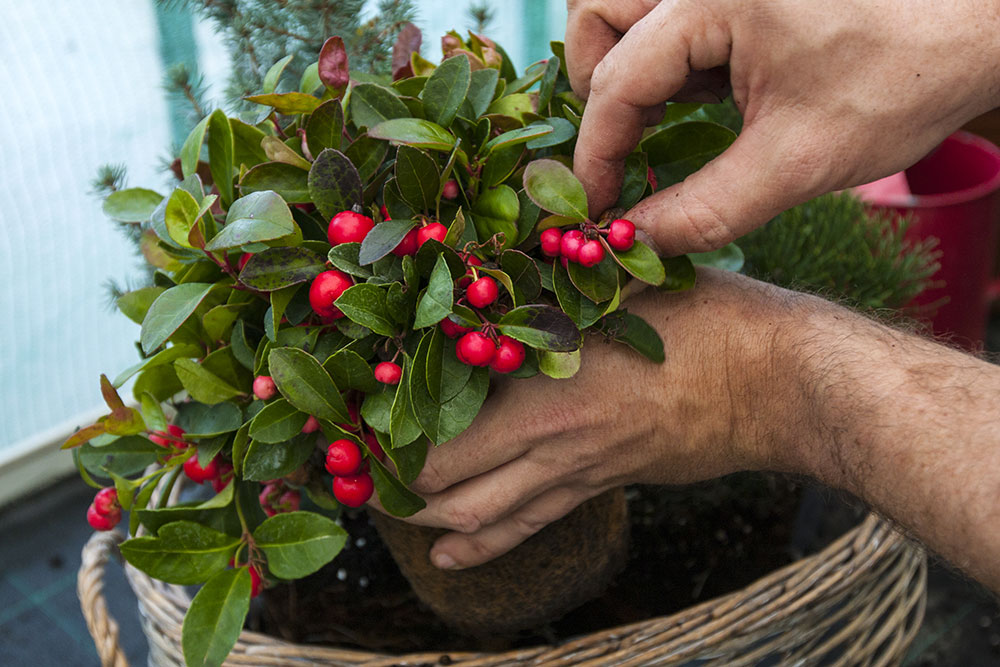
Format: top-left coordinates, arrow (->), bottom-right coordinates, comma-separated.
568,0 -> 1000,255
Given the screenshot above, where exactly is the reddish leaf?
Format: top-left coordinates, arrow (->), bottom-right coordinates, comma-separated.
100,374 -> 125,410
318,37 -> 349,96
392,23 -> 422,81
61,423 -> 107,450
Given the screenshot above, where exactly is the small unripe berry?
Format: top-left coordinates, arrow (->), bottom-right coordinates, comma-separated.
253,375 -> 277,401
259,483 -> 281,517
490,336 -> 526,374
184,455 -> 220,484
211,463 -> 234,493
391,227 -> 420,257
87,504 -> 120,531
336,402 -> 360,432
456,331 -> 496,367
326,439 -> 364,476
466,276 -> 498,308
540,228 -> 563,257
442,179 -> 460,200
333,472 -> 374,508
560,229 -> 585,263
577,239 -> 605,267
607,219 -> 636,251
276,490 -> 300,513
439,316 -> 473,339
417,222 -> 448,247
93,487 -> 119,515
327,210 -> 374,245
364,431 -> 385,461
237,252 -> 253,271
149,424 -> 186,448
249,566 -> 264,598
301,415 -> 320,433
374,361 -> 403,385
309,269 -> 353,321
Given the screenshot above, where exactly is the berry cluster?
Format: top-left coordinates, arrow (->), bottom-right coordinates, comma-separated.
258,480 -> 301,517
325,438 -> 376,507
86,487 -> 122,531
539,218 -> 637,267
149,423 -> 234,491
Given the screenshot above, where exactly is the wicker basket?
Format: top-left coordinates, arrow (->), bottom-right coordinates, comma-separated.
79,509 -> 926,666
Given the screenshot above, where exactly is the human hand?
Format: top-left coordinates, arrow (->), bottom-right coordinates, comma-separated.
391,270 -> 801,569
568,0 -> 1000,255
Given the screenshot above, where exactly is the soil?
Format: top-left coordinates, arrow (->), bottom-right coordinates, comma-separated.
258,472 -> 826,653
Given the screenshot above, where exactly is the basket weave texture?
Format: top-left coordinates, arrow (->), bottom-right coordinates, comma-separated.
79,510 -> 926,667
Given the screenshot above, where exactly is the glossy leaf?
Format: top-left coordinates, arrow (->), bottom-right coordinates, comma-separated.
268,347 -> 350,423
660,255 -> 698,292
175,359 -> 244,404
176,401 -> 243,438
230,118 -> 269,167
553,261 -> 608,328
689,243 -> 745,272
344,134 -> 388,183
254,511 -> 347,579
261,136 -> 311,170
182,568 -> 251,667
389,360 -> 423,447
615,152 -> 649,210
498,305 -> 580,352
117,286 -> 166,324
242,433 -> 315,481
486,93 -> 535,123
409,335 -> 488,445
462,68 -> 499,119
523,159 -> 588,220
249,398 -> 308,443
141,283 -> 216,353
205,191 -> 295,251
536,56 -> 561,112
78,436 -> 160,476
500,250 -> 542,302
322,350 -> 378,392
120,521 -> 239,585
525,117 -> 576,150
395,145 -> 439,212
327,242 -> 372,278
208,109 -> 235,206
642,121 -> 736,187
350,83 -> 409,129
368,455 -> 426,516
358,219 -> 418,265
165,187 -> 201,248
308,148 -> 362,220
413,254 -> 454,329
538,349 -> 581,379
103,188 -> 163,223
245,92 -> 322,114
480,143 -> 523,188
610,240 -> 666,285
482,125 -> 553,156
180,115 -> 210,180
262,54 -> 294,95
239,247 -> 326,291
603,311 -> 665,363
425,328 -> 473,403
238,162 -> 309,202
306,99 -> 344,156
421,55 -> 471,128
471,184 -> 519,250
335,284 -> 396,336
369,118 -> 456,152
567,253 -> 619,303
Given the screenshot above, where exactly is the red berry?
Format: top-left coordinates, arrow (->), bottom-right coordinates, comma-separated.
301,415 -> 320,434
326,439 -> 364,476
391,227 -> 419,257
466,276 -> 498,308
380,204 -> 390,220
607,219 -> 636,251
249,566 -> 264,597
374,361 -> 403,385
238,252 -> 253,271
295,203 -> 316,213
440,316 -> 473,339
93,487 -> 119,515
327,210 -> 375,245
253,375 -> 277,401
490,336 -> 526,374
184,455 -> 220,484
309,270 -> 353,321
560,229 -> 585,263
442,179 -> 460,200
277,490 -> 300,513
364,431 -> 385,461
577,240 -> 605,267
333,472 -> 374,508
259,483 -> 280,517
456,331 -> 496,367
87,504 -> 120,531
149,424 -> 186,448
647,166 -> 658,192
464,254 -> 483,267
417,222 -> 448,247
211,463 -> 234,493
540,228 -> 563,257
336,402 -> 360,431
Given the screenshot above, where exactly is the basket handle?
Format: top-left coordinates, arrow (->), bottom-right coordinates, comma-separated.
78,530 -> 130,667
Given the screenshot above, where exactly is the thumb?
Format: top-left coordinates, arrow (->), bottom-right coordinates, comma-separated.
627,117 -> 829,256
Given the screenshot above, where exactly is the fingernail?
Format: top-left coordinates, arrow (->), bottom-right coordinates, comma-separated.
432,552 -> 458,570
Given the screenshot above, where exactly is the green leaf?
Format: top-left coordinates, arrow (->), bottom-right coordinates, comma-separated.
567,253 -> 619,303
480,143 -> 523,188
471,184 -> 520,250
486,93 -> 535,123
344,135 -> 388,183
425,328 -> 473,403
112,343 -> 200,387
79,436 -> 160,477
268,347 -> 349,422
245,92 -> 321,114
421,55 -> 471,128
660,255 -> 697,292
553,261 -> 609,328
241,433 -> 315,481
482,125 -> 553,156
689,243 -> 745,272
323,350 -> 378,392
239,247 -> 326,291
176,401 -> 243,438
368,455 -> 426,517
610,240 -> 666,285
369,118 -> 456,152
120,521 -> 239,585
306,99 -> 344,156
498,305 -> 581,352
500,250 -> 542,302
208,109 -> 235,206
349,83 -> 409,130
103,188 -> 163,223
180,115 -> 210,180
175,359 -> 244,404
538,349 -> 581,379
165,188 -> 201,248
239,162 -> 310,202
205,191 -> 295,251
443,209 -> 467,248
389,360 -> 423,447
536,56 -> 561,112
642,121 -> 736,187
182,568 -> 251,667
229,118 -> 269,167
526,117 -> 576,150
261,136 -> 311,170
133,365 -> 183,403
249,398 -> 308,443
409,335 -> 489,445
117,286 -> 166,324
230,320 -> 256,370
262,54 -> 294,95
358,219 -> 418,265
616,152 -> 649,210
139,393 -> 168,434
308,148 -> 362,221
523,159 -> 589,220
253,511 -> 347,579
413,255 -> 454,329
604,311 -> 665,363
462,68 -> 499,119
335,284 -> 396,336
140,283 -> 216,353
361,386 -> 394,433
395,146 -> 439,212
327,242 -> 372,278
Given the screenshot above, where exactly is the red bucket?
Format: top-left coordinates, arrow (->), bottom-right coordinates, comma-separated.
854,131 -> 1000,349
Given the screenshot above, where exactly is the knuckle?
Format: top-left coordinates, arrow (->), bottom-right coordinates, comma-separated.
442,503 -> 484,535
678,190 -> 737,252
410,459 -> 447,495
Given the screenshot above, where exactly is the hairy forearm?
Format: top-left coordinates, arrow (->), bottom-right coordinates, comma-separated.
775,298 -> 1000,589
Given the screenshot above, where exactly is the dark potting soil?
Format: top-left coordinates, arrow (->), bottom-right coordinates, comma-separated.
257,472 -> 847,654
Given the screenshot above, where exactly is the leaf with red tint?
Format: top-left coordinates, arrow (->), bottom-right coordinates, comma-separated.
318,37 -> 349,97
392,23 -> 422,81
